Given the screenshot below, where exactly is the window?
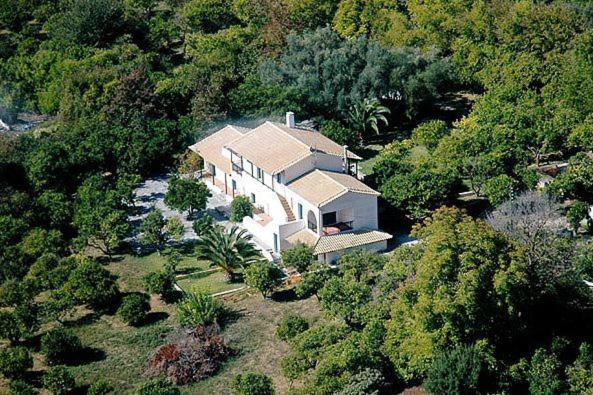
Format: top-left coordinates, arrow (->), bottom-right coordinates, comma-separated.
298,203 -> 303,220
276,173 -> 281,183
256,167 -> 263,180
251,193 -> 256,203
273,233 -> 279,252
232,180 -> 237,191
322,212 -> 337,226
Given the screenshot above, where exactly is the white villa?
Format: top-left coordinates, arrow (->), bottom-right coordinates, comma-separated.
189,112 -> 392,263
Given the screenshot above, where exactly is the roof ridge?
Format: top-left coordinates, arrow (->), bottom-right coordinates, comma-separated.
192,125 -> 240,147
267,121 -> 312,152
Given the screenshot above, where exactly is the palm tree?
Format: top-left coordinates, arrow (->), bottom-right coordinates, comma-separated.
196,225 -> 263,282
348,97 -> 390,140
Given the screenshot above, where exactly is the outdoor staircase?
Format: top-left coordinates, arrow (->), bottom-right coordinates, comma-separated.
277,193 -> 296,222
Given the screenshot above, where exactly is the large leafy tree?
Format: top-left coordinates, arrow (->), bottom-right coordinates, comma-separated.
164,175 -> 211,218
384,207 -> 527,380
73,174 -> 131,258
258,27 -> 453,121
196,225 -> 262,281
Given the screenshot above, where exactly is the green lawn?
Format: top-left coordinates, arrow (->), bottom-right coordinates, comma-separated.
176,270 -> 245,295
358,144 -> 384,176
63,247 -> 323,394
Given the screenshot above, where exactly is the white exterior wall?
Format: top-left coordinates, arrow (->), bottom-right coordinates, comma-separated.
320,193 -> 378,231
314,153 -> 345,173
284,156 -> 315,184
284,187 -> 323,236
278,220 -> 306,250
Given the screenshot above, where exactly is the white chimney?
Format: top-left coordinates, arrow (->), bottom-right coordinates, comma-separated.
342,145 -> 348,174
286,111 -> 295,128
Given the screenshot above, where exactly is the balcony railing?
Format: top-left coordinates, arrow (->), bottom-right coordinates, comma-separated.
232,163 -> 243,174
322,221 -> 354,236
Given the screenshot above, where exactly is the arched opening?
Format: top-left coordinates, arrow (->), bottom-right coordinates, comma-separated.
307,210 -> 318,233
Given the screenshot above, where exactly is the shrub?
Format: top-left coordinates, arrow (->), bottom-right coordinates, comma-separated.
43,366 -> 76,395
145,325 -> 232,385
527,349 -> 563,395
0,311 -> 21,343
276,314 -> 309,341
567,200 -> 590,234
320,119 -> 360,148
231,372 -> 275,395
41,327 -> 83,365
118,293 -> 151,326
230,196 -> 253,222
192,214 -> 214,237
244,261 -> 284,298
281,244 -> 314,273
144,271 -> 176,301
88,380 -> 114,395
411,120 -> 449,150
9,380 -> 37,395
176,291 -> 221,326
137,378 -> 180,395
337,368 -> 385,395
0,346 -> 33,379
62,258 -> 120,310
425,344 -> 487,395
483,174 -> 518,207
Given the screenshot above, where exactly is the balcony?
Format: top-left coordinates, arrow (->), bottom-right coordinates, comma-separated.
232,163 -> 243,174
322,221 -> 353,236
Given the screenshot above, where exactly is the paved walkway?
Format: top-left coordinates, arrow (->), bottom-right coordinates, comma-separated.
129,174 -> 279,262
129,174 -> 231,242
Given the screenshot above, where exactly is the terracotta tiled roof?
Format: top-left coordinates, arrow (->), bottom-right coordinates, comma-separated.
286,229 -> 320,247
189,125 -> 248,173
272,122 -> 362,160
226,122 -> 311,174
225,122 -> 361,175
314,230 -> 392,254
287,170 -> 379,207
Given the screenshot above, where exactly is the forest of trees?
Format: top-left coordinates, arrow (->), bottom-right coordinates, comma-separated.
3,0 -> 593,394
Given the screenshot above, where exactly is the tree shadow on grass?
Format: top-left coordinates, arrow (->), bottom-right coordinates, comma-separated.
63,311 -> 102,328
140,311 -> 169,326
219,306 -> 245,329
271,288 -> 300,303
62,346 -> 106,366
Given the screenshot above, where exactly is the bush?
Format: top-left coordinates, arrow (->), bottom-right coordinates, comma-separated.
0,311 -> 21,343
276,314 -> 309,341
145,326 -> 231,385
0,346 -> 33,379
320,119 -> 360,148
425,344 -> 488,395
337,368 -> 385,395
40,327 -> 82,365
88,380 -> 114,395
411,120 -> 449,150
137,378 -> 180,395
230,196 -> 253,222
118,293 -> 151,326
144,271 -> 176,301
483,175 -> 518,207
62,258 -> 120,310
231,372 -> 275,395
567,200 -> 590,234
43,366 -> 75,395
281,244 -> 314,273
244,261 -> 284,298
9,380 -> 37,395
176,291 -> 222,327
192,214 -> 214,237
